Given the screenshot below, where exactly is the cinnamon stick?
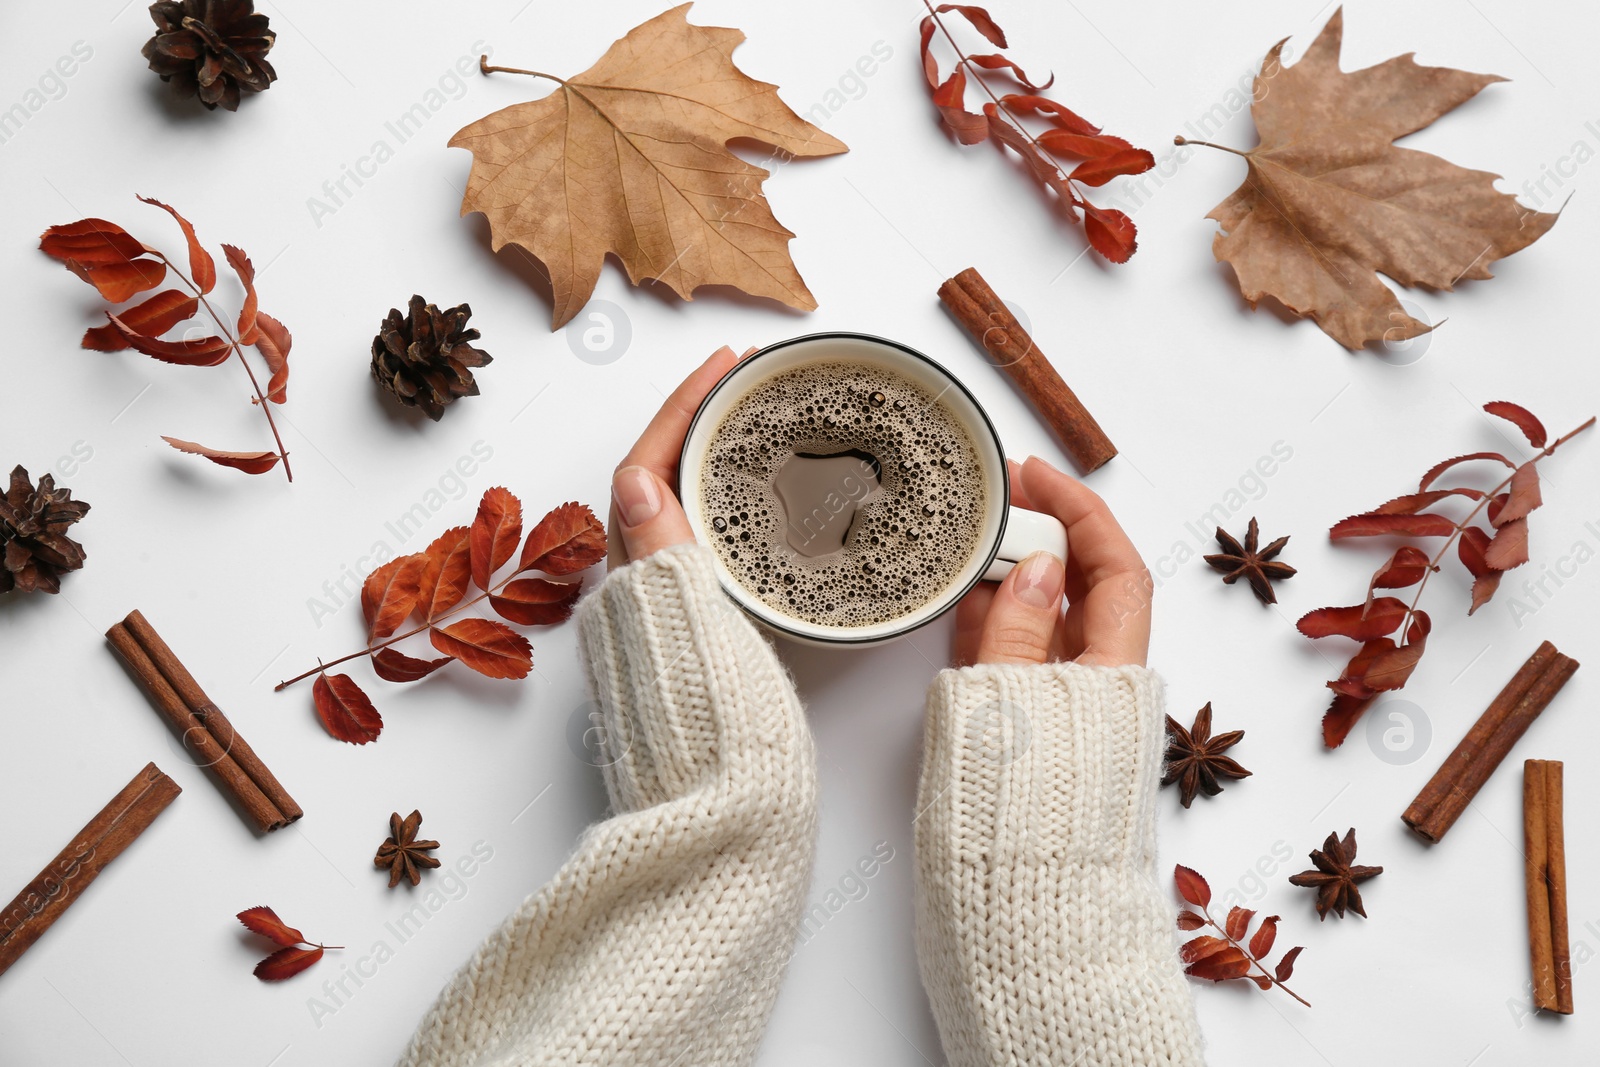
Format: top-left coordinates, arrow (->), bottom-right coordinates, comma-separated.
1525,759 -> 1573,1014
107,621 -> 289,832
121,610 -> 301,824
938,267 -> 1117,473
0,762 -> 180,979
1402,641 -> 1578,843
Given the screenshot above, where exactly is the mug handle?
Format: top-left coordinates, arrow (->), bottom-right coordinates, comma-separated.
982,507 -> 1069,582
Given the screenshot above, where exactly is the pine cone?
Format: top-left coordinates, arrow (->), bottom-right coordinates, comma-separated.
371,296 -> 493,421
0,466 -> 90,595
143,0 -> 277,112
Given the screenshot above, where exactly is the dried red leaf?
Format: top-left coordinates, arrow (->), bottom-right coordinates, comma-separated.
519,502 -> 607,575
936,3 -> 1007,46
934,68 -> 988,143
104,314 -> 231,365
1037,127 -> 1136,159
1069,148 -> 1155,187
39,218 -> 146,266
1330,512 -> 1458,540
1485,518 -> 1529,571
491,578 -> 582,625
81,289 -> 197,351
470,487 -> 523,589
253,945 -> 323,982
362,554 -> 425,640
1484,401 -> 1547,449
966,52 -> 1052,92
919,17 -> 940,87
67,258 -> 168,303
1494,462 -> 1541,526
1458,526 -> 1502,613
1275,945 -> 1303,982
160,437 -> 280,474
312,672 -> 383,744
430,618 -> 532,679
1082,201 -> 1138,263
982,103 -> 1074,205
1372,487 -> 1484,514
1249,915 -> 1279,958
1174,864 -> 1211,908
1224,906 -> 1255,941
138,196 -> 215,294
1366,547 -> 1433,610
1176,910 -> 1207,931
416,526 -> 473,619
223,244 -> 258,342
253,312 -> 291,404
1183,939 -> 1253,981
371,647 -> 453,683
1002,94 -> 1100,135
1297,598 -> 1408,641
1418,451 -> 1514,491
1322,691 -> 1376,748
237,906 -> 303,947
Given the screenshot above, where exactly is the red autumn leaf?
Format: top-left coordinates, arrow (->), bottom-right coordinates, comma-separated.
937,3 -> 1007,46
416,526 -> 473,619
1179,934 -> 1233,964
223,244 -> 258,342
252,312 -> 291,404
81,289 -> 198,351
254,945 -> 323,982
1329,512 -> 1458,540
1183,940 -> 1253,981
520,502 -> 607,575
237,906 -> 304,947
982,103 -> 1072,203
161,437 -> 280,475
1249,915 -> 1279,958
1082,201 -> 1138,264
1418,451 -> 1514,491
1322,691 -> 1375,748
104,314 -> 231,365
470,487 -> 523,589
1249,975 -> 1274,991
362,554 -> 425,640
933,68 -> 988,143
1174,864 -> 1211,908
1275,945 -> 1304,983
1176,910 -> 1207,931
1069,148 -> 1156,187
138,196 -> 215,294
1458,526 -> 1502,614
39,218 -> 147,266
1368,546 -> 1432,596
1361,625 -> 1428,692
1487,492 -> 1508,524
1296,598 -> 1408,641
66,257 -> 168,304
430,618 -> 532,679
1494,462 -> 1542,526
1037,127 -> 1136,159
1372,487 -> 1484,514
966,52 -> 1052,92
491,578 -> 582,625
1484,401 -> 1547,449
1326,638 -> 1392,700
1003,94 -> 1100,135
371,647 -> 453,683
919,17 -> 940,87
1485,517 -> 1529,571
312,672 -> 383,744
1224,906 -> 1255,941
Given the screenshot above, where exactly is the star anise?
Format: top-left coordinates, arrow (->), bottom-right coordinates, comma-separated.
1162,702 -> 1251,808
1288,828 -> 1382,919
374,810 -> 440,888
1205,517 -> 1295,604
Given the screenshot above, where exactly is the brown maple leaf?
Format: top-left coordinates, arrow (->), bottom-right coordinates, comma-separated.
451,4 -> 847,329
1288,828 -> 1382,919
1179,7 -> 1559,350
1163,702 -> 1251,808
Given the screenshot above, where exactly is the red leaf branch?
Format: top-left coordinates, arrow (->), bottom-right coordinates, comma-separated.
918,1 -> 1155,261
237,906 -> 341,982
1299,403 -> 1594,747
1173,865 -> 1309,1007
40,198 -> 294,481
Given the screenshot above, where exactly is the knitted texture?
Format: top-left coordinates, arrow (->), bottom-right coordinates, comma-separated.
914,661 -> 1205,1067
397,544 -> 818,1067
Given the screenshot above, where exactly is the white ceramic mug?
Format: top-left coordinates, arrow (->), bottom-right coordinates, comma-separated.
679,333 -> 1068,647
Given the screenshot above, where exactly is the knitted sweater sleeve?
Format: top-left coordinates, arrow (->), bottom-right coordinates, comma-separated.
397,544 -> 818,1067
914,662 -> 1206,1067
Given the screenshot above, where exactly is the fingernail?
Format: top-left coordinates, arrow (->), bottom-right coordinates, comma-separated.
1026,454 -> 1062,475
1013,550 -> 1064,608
612,466 -> 662,527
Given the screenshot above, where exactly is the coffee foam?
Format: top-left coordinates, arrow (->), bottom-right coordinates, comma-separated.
700,360 -> 987,628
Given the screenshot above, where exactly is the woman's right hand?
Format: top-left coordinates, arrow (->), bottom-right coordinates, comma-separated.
953,455 -> 1153,669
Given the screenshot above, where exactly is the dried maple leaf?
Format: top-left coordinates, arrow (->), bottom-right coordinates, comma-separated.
374,810 -> 442,888
1204,518 -> 1295,604
1288,828 -> 1382,919
236,906 -> 340,982
1163,703 -> 1251,808
451,4 -> 847,329
1180,8 -> 1559,349
1172,865 -> 1309,1005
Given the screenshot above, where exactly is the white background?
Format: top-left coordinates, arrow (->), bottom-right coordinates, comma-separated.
2,1 -> 1597,1064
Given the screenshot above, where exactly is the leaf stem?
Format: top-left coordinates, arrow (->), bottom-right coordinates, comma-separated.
1173,136 -> 1248,157
1197,903 -> 1310,1007
478,56 -> 566,84
160,252 -> 293,482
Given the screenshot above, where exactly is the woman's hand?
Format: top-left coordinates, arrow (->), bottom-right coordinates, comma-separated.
607,345 -> 744,568
954,455 -> 1153,669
